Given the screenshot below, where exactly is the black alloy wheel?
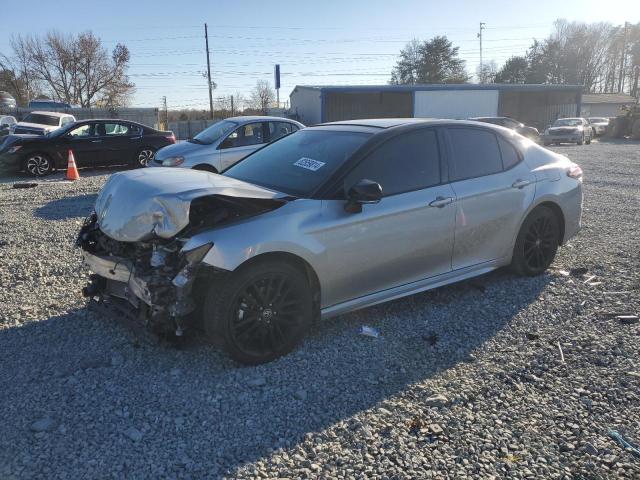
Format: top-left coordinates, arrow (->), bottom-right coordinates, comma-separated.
230,273 -> 304,358
136,148 -> 155,167
203,261 -> 313,365
512,206 -> 560,276
25,154 -> 52,176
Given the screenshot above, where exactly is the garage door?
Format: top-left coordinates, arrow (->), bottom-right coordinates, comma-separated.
414,90 -> 499,119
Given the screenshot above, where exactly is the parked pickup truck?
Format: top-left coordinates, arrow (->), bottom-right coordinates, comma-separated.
11,111 -> 76,135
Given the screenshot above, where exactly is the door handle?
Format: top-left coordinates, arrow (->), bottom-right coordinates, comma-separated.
512,179 -> 531,189
429,196 -> 454,208
91,139 -> 102,143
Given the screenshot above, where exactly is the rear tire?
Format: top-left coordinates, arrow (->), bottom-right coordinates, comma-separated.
511,206 -> 560,277
133,148 -> 156,168
202,260 -> 313,365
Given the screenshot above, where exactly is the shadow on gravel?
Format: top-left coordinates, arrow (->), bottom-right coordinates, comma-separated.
0,270 -> 550,477
34,194 -> 97,220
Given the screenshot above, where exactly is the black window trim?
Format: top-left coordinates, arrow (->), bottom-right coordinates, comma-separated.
325,125 -> 447,200
443,125 -> 524,183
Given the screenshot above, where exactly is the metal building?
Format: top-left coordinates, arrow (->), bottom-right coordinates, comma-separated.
290,84 -> 583,130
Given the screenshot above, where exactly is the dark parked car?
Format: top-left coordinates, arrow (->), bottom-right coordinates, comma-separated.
0,119 -> 175,176
469,117 -> 540,141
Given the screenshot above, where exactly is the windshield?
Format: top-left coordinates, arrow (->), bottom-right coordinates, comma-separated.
589,117 -> 607,123
22,113 -> 60,126
553,118 -> 582,127
224,129 -> 372,197
191,120 -> 237,145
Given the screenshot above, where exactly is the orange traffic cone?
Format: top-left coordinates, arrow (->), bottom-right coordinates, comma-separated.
66,149 -> 80,181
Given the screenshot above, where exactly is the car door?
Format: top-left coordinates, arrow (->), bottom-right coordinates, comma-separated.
100,122 -> 140,165
58,123 -> 104,166
445,126 -> 536,270
218,121 -> 268,170
317,128 -> 456,306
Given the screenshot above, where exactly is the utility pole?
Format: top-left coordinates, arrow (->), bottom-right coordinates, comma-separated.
204,23 -> 214,120
230,95 -> 234,116
161,96 -> 168,129
478,22 -> 485,83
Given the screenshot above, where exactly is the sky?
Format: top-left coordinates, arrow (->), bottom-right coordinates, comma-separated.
1,0 -> 638,110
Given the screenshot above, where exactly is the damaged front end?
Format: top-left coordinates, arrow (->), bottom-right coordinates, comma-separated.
78,212 -> 213,336
77,168 -> 288,337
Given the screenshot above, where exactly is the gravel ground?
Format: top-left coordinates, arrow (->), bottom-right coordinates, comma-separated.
0,140 -> 639,479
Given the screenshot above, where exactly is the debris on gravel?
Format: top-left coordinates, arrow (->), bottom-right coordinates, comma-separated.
1,141 -> 639,479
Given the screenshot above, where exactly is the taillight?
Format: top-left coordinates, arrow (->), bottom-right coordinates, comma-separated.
567,164 -> 583,179
165,133 -> 176,144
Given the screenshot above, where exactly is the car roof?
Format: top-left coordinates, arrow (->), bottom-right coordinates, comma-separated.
27,111 -> 74,118
315,118 -> 510,131
224,115 -> 302,123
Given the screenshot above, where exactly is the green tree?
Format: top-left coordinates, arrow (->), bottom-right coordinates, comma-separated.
391,36 -> 468,84
494,56 -> 529,83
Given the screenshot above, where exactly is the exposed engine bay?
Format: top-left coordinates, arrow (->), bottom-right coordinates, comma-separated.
77,168 -> 288,337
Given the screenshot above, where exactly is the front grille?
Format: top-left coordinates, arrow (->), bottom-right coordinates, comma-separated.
552,128 -> 576,135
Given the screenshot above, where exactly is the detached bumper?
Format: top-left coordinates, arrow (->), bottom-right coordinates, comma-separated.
81,250 -> 196,319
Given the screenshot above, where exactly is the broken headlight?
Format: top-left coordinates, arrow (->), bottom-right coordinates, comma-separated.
183,242 -> 213,264
172,242 -> 213,287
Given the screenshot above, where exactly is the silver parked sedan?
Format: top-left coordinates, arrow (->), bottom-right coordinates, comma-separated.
150,116 -> 304,172
78,119 -> 583,364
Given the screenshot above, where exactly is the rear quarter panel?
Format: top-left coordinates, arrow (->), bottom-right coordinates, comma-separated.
520,144 -> 583,245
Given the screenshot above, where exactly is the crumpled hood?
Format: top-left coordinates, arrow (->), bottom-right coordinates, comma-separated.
95,167 -> 284,242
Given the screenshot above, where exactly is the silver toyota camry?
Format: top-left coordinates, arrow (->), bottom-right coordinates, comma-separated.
78,118 -> 583,365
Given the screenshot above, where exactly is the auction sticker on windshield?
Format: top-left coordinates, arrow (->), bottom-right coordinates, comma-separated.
294,157 -> 325,171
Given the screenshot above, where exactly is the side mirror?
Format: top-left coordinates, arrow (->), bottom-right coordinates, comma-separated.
344,179 -> 382,213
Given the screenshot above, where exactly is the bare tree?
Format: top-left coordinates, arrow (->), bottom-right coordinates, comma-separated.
5,31 -> 134,108
476,60 -> 498,84
0,39 -> 41,105
250,80 -> 275,113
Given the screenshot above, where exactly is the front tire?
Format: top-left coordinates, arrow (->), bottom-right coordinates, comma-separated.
577,134 -> 584,145
203,260 -> 313,365
511,206 -> 560,276
24,153 -> 53,176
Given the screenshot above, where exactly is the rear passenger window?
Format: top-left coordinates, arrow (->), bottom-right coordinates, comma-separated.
344,129 -> 440,197
497,137 -> 520,169
448,128 -> 502,181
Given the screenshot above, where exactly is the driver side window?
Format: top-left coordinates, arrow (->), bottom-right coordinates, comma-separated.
67,124 -> 94,138
220,122 -> 265,149
343,129 -> 441,197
